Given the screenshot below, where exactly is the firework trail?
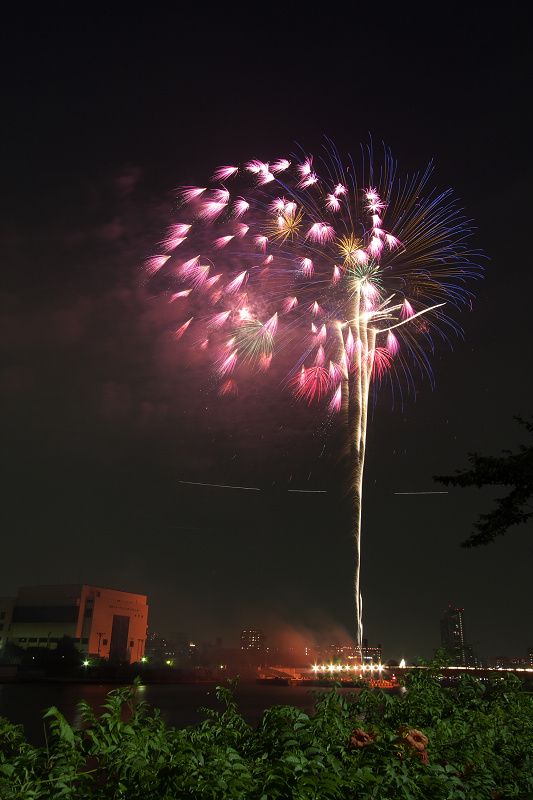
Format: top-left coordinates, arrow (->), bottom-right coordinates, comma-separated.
146,139 -> 482,648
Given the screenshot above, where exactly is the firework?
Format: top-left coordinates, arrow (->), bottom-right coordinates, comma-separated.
147,140 -> 482,647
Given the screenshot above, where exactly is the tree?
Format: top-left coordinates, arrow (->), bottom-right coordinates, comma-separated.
433,416 -> 533,547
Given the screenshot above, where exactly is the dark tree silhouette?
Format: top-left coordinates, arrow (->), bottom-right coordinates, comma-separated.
433,417 -> 533,547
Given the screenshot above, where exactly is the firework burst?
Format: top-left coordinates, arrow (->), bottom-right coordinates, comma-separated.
147,139 -> 482,647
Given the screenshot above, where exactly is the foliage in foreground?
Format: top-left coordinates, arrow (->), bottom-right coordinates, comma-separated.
1,662 -> 533,799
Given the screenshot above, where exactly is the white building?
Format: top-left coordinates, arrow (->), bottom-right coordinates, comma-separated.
1,584 -> 148,662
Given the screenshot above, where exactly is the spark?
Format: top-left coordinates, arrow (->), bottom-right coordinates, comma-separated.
271,158 -> 291,172
178,480 -> 327,493
211,166 -> 239,181
213,235 -> 234,249
173,318 -> 193,340
298,158 -> 313,177
179,187 -> 206,203
145,255 -> 170,275
325,194 -> 341,212
254,235 -> 268,251
233,199 -> 250,217
257,170 -> 275,185
394,491 -> 449,495
169,290 -> 191,302
298,257 -> 314,277
198,200 -> 227,221
288,489 -> 327,493
159,223 -> 191,252
206,310 -> 231,329
179,481 -> 261,491
224,270 -> 248,294
307,222 -> 336,243
246,159 -> 269,175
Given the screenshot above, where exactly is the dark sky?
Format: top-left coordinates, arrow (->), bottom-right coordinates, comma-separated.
1,3 -> 531,663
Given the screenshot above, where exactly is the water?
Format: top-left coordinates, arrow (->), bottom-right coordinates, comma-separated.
0,682 -> 366,747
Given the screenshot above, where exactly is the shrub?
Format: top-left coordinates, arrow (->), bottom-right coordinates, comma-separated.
1,663 -> 532,798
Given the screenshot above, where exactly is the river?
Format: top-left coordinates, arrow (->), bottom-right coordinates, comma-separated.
0,681 -> 378,746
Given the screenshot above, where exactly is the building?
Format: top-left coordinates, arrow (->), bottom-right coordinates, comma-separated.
240,629 -> 264,650
320,641 -> 382,666
145,631 -> 197,667
361,640 -> 382,665
487,652 -> 532,669
1,584 -> 148,662
440,606 -> 477,667
0,596 -> 16,649
440,606 -> 466,665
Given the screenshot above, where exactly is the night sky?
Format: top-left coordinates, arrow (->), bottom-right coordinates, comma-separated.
1,3 -> 531,663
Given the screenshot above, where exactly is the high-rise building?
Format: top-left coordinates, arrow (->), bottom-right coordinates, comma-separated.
2,584 -> 148,662
361,640 -> 382,665
440,606 -> 467,666
240,629 -> 264,650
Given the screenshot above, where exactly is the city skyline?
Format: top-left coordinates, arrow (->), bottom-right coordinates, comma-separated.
3,582 -> 530,667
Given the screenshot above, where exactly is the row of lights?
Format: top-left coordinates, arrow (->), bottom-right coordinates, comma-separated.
313,664 -> 379,673
312,659 -> 406,673
431,665 -> 533,672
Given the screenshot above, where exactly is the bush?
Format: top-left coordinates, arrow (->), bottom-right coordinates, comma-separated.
1,662 -> 532,798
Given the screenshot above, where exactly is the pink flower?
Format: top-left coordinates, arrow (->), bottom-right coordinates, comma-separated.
396,726 -> 429,764
405,729 -> 428,752
350,728 -> 375,748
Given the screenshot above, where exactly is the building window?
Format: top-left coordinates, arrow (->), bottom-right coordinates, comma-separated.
18,637 -> 27,643
29,637 -> 37,642
0,612 -> 5,619
84,608 -> 93,618
38,637 -> 47,643
0,624 -> 3,631
129,640 -> 134,648
103,639 -> 108,645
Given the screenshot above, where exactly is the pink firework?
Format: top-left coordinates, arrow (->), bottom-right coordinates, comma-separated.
146,140 -> 482,648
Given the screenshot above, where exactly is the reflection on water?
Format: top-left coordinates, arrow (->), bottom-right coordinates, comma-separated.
0,682 -> 403,747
